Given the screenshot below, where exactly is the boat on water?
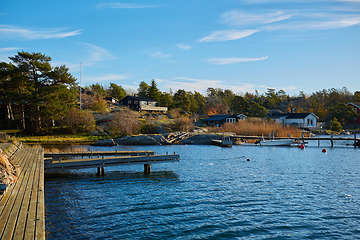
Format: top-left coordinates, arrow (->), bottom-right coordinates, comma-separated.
212,135 -> 233,147
259,138 -> 294,146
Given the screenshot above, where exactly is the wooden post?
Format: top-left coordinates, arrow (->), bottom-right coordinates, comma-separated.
355,133 -> 357,148
268,132 -> 271,140
318,135 -> 320,147
144,164 -> 151,174
331,133 -> 334,148
97,167 -> 105,176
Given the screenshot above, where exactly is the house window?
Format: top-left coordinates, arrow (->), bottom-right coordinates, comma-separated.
226,118 -> 236,123
134,101 -> 138,104
354,108 -> 358,113
128,100 -> 132,104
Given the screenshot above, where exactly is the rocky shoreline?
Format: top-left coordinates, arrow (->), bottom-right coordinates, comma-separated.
0,143 -> 19,195
92,131 -> 242,146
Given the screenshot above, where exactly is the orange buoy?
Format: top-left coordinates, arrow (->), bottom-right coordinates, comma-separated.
322,149 -> 327,153
299,144 -> 305,149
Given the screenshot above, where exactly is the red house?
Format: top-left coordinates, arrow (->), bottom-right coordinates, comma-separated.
347,102 -> 360,125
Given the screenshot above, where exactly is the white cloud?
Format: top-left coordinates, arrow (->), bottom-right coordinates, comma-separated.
199,29 -> 259,42
208,56 -> 268,65
0,47 -> 19,52
97,3 -> 160,9
222,10 -> 296,26
0,47 -> 20,62
83,43 -> 116,63
85,74 -> 130,83
177,44 -> 192,50
168,77 -> 224,93
151,51 -> 172,58
0,25 -> 81,40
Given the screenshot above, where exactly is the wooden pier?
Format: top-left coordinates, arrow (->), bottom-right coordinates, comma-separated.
44,150 -> 155,158
0,147 -> 45,240
232,133 -> 360,147
44,153 -> 180,175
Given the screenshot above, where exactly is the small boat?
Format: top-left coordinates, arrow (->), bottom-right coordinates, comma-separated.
259,138 -> 294,146
212,135 -> 233,147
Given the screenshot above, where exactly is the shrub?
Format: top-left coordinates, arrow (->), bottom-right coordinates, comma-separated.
171,117 -> 195,132
61,108 -> 95,133
108,108 -> 141,136
329,117 -> 342,132
209,119 -> 302,137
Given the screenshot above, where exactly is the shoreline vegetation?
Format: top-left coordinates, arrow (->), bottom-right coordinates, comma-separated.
0,120 -> 344,148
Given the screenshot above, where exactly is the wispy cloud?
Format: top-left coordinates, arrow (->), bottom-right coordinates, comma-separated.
151,51 -> 172,58
97,3 -> 160,9
208,56 -> 268,65
177,44 -> 192,50
0,25 -> 81,40
222,10 -> 296,26
199,29 -> 259,42
0,47 -> 20,62
85,73 -> 130,83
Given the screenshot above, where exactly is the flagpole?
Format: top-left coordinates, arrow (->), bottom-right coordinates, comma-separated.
80,63 -> 82,110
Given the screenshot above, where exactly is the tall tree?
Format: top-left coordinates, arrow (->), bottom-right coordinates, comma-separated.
108,82 -> 126,101
5,51 -> 77,132
147,79 -> 160,101
137,81 -> 149,97
173,89 -> 191,112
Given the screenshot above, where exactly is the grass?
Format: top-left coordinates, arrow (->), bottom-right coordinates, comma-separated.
16,134 -> 114,144
209,120 -> 303,138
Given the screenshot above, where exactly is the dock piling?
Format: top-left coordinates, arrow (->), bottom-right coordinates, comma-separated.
144,164 -> 151,174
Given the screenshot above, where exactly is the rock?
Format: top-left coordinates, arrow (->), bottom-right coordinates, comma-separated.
91,139 -> 118,146
114,135 -> 168,145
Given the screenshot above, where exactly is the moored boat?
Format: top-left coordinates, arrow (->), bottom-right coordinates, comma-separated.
259,139 -> 294,146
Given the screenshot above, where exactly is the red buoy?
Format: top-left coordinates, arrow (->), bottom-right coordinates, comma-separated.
322,149 -> 327,153
299,144 -> 305,149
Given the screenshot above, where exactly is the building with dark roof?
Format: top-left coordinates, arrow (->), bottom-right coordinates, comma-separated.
119,96 -> 167,112
203,114 -> 247,126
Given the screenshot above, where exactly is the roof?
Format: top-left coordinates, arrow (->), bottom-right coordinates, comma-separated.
347,102 -> 360,108
268,112 -> 319,119
286,113 -> 318,119
203,114 -> 232,121
120,95 -> 157,102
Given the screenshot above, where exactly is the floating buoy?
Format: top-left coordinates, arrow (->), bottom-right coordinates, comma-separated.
322,149 -> 327,153
299,144 -> 305,149
247,158 -> 251,161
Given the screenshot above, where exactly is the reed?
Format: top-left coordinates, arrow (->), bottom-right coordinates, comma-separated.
209,119 -> 302,137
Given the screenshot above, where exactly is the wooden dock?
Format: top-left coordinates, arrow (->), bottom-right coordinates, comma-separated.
0,148 -> 45,240
44,153 -> 180,175
232,133 -> 360,147
44,150 -> 154,158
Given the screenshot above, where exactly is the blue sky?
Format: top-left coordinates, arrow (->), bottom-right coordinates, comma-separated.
1,0 -> 359,96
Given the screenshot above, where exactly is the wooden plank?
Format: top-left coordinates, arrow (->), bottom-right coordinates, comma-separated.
13,149 -> 38,239
35,149 -> 45,240
45,154 -> 180,170
0,148 -> 45,240
44,150 -> 155,158
25,149 -> 41,240
0,148 -> 34,239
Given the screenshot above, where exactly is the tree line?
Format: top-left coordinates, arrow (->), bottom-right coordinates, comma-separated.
1,51 -> 359,134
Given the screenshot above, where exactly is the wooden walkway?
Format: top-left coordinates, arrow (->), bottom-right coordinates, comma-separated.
44,150 -> 154,158
0,148 -> 45,240
45,153 -> 180,174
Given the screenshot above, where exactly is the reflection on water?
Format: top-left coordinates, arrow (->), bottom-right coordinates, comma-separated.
45,144 -> 360,239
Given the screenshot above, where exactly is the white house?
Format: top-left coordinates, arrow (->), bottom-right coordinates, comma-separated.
268,113 -> 319,128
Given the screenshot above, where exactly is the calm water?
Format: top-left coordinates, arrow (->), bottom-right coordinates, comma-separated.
45,140 -> 360,239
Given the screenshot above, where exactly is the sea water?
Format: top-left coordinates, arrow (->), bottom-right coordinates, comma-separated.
45,141 -> 360,239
